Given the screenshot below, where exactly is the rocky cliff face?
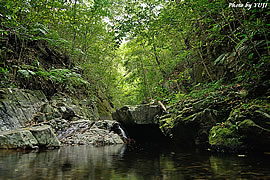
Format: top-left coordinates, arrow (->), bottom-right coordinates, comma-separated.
0,88 -> 124,149
0,88 -> 47,131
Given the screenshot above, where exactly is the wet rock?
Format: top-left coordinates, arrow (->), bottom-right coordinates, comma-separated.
94,120 -> 118,130
0,88 -> 121,148
0,129 -> 38,149
58,120 -> 124,146
0,88 -> 99,128
50,93 -> 98,120
57,119 -> 93,140
30,125 -> 61,148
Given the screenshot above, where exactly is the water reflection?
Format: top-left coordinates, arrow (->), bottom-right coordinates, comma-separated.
0,145 -> 124,180
0,145 -> 270,179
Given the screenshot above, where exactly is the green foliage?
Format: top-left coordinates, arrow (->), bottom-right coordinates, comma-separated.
188,81 -> 224,99
17,63 -> 90,95
0,67 -> 9,80
0,66 -> 16,88
0,67 -> 9,87
209,126 -> 242,148
0,0 -> 269,108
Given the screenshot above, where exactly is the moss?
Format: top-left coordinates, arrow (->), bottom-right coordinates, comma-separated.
97,97 -> 113,120
238,119 -> 270,134
209,126 -> 242,149
238,119 -> 257,128
240,99 -> 270,113
227,100 -> 270,130
182,114 -> 196,122
160,117 -> 173,129
160,117 -> 174,137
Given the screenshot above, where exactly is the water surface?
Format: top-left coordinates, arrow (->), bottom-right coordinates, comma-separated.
0,145 -> 270,179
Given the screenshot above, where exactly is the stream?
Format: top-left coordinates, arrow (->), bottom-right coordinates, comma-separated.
0,145 -> 270,179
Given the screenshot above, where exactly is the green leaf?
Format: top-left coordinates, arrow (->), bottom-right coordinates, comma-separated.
18,70 -> 30,78
214,53 -> 230,65
248,53 -> 254,59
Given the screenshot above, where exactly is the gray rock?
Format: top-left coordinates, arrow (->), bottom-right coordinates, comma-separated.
40,103 -> 54,113
112,104 -> 163,125
0,88 -> 119,148
0,88 -> 47,131
94,120 -> 119,130
57,120 -> 124,146
0,129 -> 38,149
30,125 -> 61,148
50,93 -> 99,120
0,125 -> 61,149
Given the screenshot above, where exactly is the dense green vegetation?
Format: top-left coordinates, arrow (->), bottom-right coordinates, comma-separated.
1,0 -> 269,108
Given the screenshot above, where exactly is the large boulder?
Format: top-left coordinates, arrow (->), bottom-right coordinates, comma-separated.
112,104 -> 169,144
209,125 -> 243,153
112,104 -> 163,125
0,129 -> 38,149
30,125 -> 61,148
209,101 -> 270,152
0,125 -> 60,149
170,109 -> 217,147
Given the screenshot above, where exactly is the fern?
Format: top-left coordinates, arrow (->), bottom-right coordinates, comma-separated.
214,53 -> 230,65
235,37 -> 248,52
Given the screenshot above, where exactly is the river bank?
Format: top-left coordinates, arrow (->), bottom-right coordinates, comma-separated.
0,85 -> 270,154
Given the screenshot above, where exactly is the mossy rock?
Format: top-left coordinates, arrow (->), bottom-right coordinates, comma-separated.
209,126 -> 243,152
96,89 -> 114,120
228,100 -> 270,129
171,109 -> 217,147
210,101 -> 270,153
238,119 -> 270,151
97,97 -> 113,120
159,117 -> 173,137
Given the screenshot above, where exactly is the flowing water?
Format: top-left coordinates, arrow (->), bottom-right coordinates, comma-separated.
118,126 -> 127,139
0,145 -> 270,180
